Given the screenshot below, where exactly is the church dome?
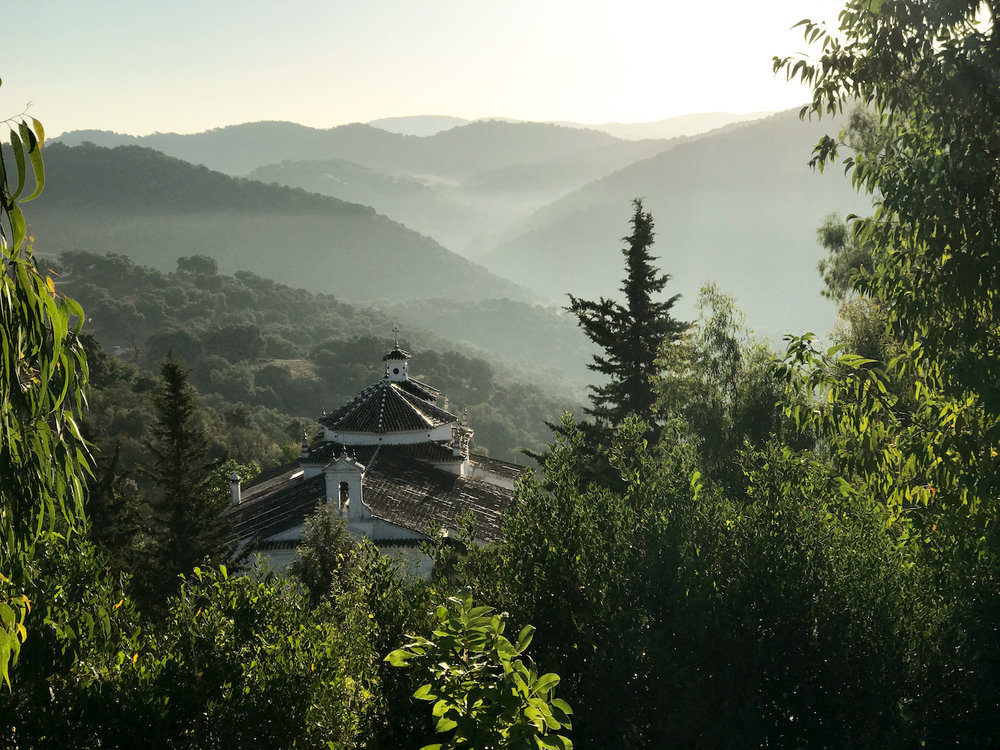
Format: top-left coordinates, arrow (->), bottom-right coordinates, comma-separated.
320,378 -> 457,435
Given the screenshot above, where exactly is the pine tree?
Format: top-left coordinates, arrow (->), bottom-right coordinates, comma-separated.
567,199 -> 688,433
143,357 -> 230,603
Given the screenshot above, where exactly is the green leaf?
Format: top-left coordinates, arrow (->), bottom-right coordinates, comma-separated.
516,624 -> 534,652
19,122 -> 44,201
384,649 -> 411,667
550,698 -> 573,715
30,118 -> 44,147
8,128 -> 26,201
434,715 -> 457,732
413,683 -> 436,701
9,204 -> 26,252
533,673 -> 560,694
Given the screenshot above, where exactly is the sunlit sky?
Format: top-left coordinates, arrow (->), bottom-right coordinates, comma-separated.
5,0 -> 843,137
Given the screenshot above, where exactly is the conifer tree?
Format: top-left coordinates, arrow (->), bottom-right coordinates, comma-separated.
567,199 -> 688,433
143,357 -> 229,603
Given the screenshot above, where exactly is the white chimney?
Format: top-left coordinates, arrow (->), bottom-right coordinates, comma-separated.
230,472 -> 241,506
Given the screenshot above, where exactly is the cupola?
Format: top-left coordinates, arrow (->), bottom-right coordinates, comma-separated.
383,341 -> 411,382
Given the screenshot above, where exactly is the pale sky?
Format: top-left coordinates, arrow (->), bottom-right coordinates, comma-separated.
4,0 -> 844,137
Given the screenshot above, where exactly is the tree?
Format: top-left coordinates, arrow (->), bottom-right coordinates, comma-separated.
776,3 -> 1000,742
815,210 -> 873,303
288,501 -> 356,606
175,254 -> 218,277
776,0 -> 1000,413
656,284 -> 789,494
142,357 -> 229,605
567,199 -> 687,434
2,84 -> 91,687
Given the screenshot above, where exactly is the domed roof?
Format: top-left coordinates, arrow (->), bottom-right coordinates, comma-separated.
319,378 -> 457,434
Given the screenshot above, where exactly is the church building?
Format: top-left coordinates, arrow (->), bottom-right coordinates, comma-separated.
224,343 -> 526,575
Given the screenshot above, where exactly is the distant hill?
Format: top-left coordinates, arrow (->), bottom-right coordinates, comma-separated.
26,142 -> 532,305
248,126 -> 668,254
54,122 -> 416,177
364,111 -> 775,140
570,111 -> 776,141
367,115 -> 470,136
384,297 -> 593,396
54,119 -> 629,178
477,109 -> 874,341
47,250 -> 573,461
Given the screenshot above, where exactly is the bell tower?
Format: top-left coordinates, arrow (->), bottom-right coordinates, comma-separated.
323,449 -> 368,520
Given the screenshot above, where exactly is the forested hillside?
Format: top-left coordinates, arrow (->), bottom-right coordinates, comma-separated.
50,250 -> 571,461
25,142 -> 531,304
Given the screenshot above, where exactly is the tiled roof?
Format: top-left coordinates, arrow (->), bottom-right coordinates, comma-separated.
365,446 -> 514,543
301,443 -> 378,466
225,465 -> 325,541
225,446 -> 516,544
399,378 -> 440,402
392,441 -> 463,464
469,453 -> 530,483
320,378 -> 457,434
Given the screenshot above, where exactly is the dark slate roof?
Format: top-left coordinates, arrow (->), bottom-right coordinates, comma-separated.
393,441 -> 464,464
320,378 -> 457,434
399,378 -> 440,402
225,464 -> 325,541
225,446 -> 516,544
301,443 -> 379,466
364,446 -> 514,543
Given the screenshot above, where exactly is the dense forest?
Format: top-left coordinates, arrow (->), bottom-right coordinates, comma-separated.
45,249 -> 573,463
3,1 -> 1000,747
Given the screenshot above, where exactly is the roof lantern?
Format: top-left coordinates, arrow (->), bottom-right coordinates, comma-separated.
383,331 -> 411,381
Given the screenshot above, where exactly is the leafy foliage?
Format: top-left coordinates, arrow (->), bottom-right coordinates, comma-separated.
776,0 -> 1000,413
387,590 -> 573,750
656,283 -> 791,493
775,2 -> 1000,742
1,88 -> 91,688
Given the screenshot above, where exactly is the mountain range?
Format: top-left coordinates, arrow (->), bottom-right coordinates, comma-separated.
25,142 -> 530,306
44,108 -> 875,357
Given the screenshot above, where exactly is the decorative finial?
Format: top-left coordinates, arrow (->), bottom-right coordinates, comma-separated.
392,324 -> 400,348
